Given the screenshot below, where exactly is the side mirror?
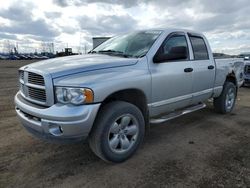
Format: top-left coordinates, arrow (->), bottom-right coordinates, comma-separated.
154,46 -> 187,63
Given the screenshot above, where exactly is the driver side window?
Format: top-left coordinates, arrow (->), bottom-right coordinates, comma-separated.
154,34 -> 189,63
162,35 -> 189,59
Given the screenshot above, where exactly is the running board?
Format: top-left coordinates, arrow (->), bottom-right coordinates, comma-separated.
150,103 -> 206,124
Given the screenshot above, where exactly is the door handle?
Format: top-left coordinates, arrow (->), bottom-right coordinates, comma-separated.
208,65 -> 215,70
184,68 -> 193,73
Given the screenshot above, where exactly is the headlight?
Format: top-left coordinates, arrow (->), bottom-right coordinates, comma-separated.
55,87 -> 94,105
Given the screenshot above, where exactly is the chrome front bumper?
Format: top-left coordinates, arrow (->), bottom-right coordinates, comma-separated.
15,92 -> 101,143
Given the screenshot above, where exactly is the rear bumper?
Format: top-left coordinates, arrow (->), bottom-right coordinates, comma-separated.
15,92 -> 101,143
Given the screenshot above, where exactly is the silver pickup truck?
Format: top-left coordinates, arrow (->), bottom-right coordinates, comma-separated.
15,29 -> 244,163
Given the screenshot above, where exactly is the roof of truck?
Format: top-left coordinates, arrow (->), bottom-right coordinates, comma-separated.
143,28 -> 203,35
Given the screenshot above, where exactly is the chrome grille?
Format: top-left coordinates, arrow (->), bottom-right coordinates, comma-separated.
28,87 -> 46,102
28,72 -> 45,86
19,70 -> 24,80
20,83 -> 25,93
19,70 -> 48,105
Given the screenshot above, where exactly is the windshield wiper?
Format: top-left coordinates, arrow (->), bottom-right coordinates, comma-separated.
98,50 -> 123,53
98,50 -> 132,58
88,50 -> 97,54
138,53 -> 146,58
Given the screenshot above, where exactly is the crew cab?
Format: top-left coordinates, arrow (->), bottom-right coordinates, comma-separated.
15,29 -> 244,163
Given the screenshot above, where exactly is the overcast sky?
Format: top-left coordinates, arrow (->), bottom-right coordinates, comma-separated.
0,0 -> 249,54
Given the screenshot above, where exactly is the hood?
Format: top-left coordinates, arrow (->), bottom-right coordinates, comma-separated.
26,54 -> 138,78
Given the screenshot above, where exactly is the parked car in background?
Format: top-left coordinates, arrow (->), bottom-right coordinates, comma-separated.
35,55 -> 49,59
0,55 -> 8,60
243,58 -> 250,86
9,55 -> 20,60
18,54 -> 29,60
40,55 -> 49,59
15,29 -> 244,163
0,53 -> 51,60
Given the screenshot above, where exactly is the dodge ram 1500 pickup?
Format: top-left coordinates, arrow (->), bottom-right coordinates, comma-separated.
15,29 -> 244,163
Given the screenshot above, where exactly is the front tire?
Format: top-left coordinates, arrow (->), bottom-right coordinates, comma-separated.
213,81 -> 237,114
88,101 -> 145,163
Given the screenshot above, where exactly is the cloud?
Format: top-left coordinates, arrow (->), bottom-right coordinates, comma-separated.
78,14 -> 138,36
44,11 -> 62,19
0,0 -> 250,54
53,0 -> 69,7
0,19 -> 59,39
0,32 -> 17,40
53,0 -> 139,8
0,2 -> 59,41
60,26 -> 77,34
0,2 -> 34,21
200,0 -> 249,13
53,0 -> 194,9
145,0 -> 193,8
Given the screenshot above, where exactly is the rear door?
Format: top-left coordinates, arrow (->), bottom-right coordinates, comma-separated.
188,34 -> 216,103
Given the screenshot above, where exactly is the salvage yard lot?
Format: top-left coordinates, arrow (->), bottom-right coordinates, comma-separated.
0,60 -> 250,187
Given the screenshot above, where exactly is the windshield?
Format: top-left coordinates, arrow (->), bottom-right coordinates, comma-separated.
92,30 -> 162,58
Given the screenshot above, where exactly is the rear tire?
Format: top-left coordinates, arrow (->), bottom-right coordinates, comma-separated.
88,101 -> 145,163
213,81 -> 237,114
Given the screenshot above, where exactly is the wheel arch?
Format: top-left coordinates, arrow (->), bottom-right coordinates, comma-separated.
99,88 -> 149,127
225,71 -> 237,86
225,71 -> 238,94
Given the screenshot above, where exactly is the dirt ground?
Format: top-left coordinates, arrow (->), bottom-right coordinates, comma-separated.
0,60 -> 250,188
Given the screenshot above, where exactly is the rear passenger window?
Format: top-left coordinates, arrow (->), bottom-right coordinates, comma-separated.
189,36 -> 209,60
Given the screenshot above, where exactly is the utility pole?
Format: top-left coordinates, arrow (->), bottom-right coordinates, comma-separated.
51,42 -> 54,54
16,42 -> 19,54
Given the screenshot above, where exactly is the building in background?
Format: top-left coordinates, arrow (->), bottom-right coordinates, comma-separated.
92,37 -> 110,49
239,53 -> 250,60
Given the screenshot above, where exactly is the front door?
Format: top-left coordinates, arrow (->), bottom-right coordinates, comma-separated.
149,33 -> 194,117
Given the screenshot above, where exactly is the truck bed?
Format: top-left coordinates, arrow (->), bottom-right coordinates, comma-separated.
214,58 -> 244,88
